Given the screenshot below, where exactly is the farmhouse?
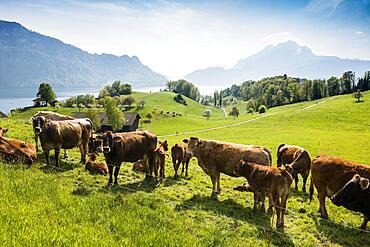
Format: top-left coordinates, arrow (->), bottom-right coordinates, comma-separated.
73,112 -> 141,133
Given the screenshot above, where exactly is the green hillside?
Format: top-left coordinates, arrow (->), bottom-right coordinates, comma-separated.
0,91 -> 369,246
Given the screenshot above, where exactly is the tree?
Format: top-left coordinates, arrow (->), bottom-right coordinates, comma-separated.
166,80 -> 200,101
258,105 -> 266,114
146,113 -> 153,122
122,96 -> 136,107
203,109 -> 212,120
219,91 -> 223,107
85,108 -> 101,131
36,83 -> 56,104
327,76 -> 340,96
353,89 -> 363,102
229,106 -> 240,118
65,96 -> 77,107
104,97 -> 124,131
341,71 -> 355,94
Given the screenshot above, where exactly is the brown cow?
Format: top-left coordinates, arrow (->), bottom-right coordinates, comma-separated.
310,155 -> 370,229
133,160 -> 147,173
153,140 -> 169,179
183,137 -> 272,196
171,143 -> 191,178
85,153 -> 108,175
33,116 -> 92,167
0,127 -> 36,165
277,144 -> 311,192
234,160 -> 293,228
93,131 -> 157,185
32,111 -> 74,158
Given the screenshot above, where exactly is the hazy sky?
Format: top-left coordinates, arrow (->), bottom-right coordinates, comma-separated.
1,0 -> 369,78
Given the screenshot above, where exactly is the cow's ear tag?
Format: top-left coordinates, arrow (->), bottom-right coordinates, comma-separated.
183,139 -> 189,144
360,178 -> 369,190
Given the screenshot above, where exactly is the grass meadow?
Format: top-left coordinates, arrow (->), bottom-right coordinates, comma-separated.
0,91 -> 369,246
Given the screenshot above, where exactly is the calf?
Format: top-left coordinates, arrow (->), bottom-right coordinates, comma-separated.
153,140 -> 169,179
171,143 -> 191,178
133,160 -> 147,173
310,155 -> 370,229
85,153 -> 108,175
330,174 -> 370,230
233,160 -> 293,228
277,144 -> 311,192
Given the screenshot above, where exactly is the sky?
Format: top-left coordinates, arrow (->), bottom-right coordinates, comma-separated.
0,0 -> 369,79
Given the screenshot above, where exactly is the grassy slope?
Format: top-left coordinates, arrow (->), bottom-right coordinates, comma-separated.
0,92 -> 369,246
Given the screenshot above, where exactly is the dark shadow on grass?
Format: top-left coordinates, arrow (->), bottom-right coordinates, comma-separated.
99,178 -> 157,195
177,194 -> 294,246
72,186 -> 92,196
355,100 -> 364,103
290,188 -> 310,202
312,214 -> 370,247
39,159 -> 78,174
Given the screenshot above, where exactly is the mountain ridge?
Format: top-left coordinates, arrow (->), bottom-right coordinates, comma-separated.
185,41 -> 370,86
0,20 -> 167,90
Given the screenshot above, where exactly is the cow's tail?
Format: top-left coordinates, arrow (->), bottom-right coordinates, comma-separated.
309,175 -> 314,202
264,147 -> 272,166
86,118 -> 94,138
276,144 -> 285,167
281,169 -> 293,185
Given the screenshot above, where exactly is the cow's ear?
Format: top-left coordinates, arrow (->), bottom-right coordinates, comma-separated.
360,178 -> 369,190
183,139 -> 189,144
3,128 -> 8,133
113,136 -> 123,142
197,141 -> 204,146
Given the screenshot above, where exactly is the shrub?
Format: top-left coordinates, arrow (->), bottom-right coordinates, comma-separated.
174,94 -> 187,106
258,105 -> 266,114
247,108 -> 254,114
203,109 -> 212,120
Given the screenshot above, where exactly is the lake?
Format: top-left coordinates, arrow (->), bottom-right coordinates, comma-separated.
0,85 -> 226,114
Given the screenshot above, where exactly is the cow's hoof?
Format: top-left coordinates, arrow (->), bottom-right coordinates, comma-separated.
107,182 -> 113,187
320,215 -> 329,220
211,192 -> 219,198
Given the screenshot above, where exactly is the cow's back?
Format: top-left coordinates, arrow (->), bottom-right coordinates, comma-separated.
197,140 -> 270,177
34,111 -> 74,121
171,144 -> 187,160
311,155 -> 370,197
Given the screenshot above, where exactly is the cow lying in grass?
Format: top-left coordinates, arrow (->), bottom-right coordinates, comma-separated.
153,140 -> 168,179
277,144 -> 311,192
85,153 -> 108,175
0,126 -> 37,165
330,174 -> 370,230
171,143 -> 191,178
133,160 -> 147,173
233,160 -> 293,228
310,155 -> 370,229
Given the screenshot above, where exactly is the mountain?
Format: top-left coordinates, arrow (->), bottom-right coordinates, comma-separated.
0,20 -> 167,90
185,41 -> 370,86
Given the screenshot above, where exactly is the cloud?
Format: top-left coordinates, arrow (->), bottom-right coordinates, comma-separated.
355,30 -> 364,35
305,0 -> 344,15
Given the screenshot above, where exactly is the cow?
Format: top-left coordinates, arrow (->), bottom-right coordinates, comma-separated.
85,153 -> 109,175
171,143 -> 191,178
309,155 -> 370,229
183,137 -> 272,196
233,160 -> 293,228
277,144 -> 311,192
153,140 -> 169,179
330,174 -> 370,230
33,116 -> 92,167
133,160 -> 147,173
0,127 -> 37,165
32,111 -> 74,158
93,131 -> 157,185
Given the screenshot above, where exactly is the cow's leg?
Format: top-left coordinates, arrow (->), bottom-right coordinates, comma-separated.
153,160 -> 158,178
181,160 -> 185,174
267,193 -> 274,212
318,192 -> 328,219
185,159 -> 189,177
113,163 -> 121,185
54,149 -> 60,167
293,172 -> 299,190
280,194 -> 289,228
147,153 -> 154,180
273,195 -> 282,228
107,164 -> 114,185
210,173 -> 218,197
216,172 -> 221,194
253,192 -> 259,210
302,173 -> 308,193
160,160 -> 165,179
174,160 -> 180,178
79,144 -> 87,164
63,149 -> 69,159
34,134 -> 39,152
260,191 -> 266,213
360,216 -> 368,230
44,150 -> 50,166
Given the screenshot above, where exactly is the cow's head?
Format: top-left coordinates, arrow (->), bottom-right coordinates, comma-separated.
159,140 -> 169,151
100,131 -> 122,154
32,116 -> 48,133
88,134 -> 103,154
331,174 -> 369,206
0,127 -> 8,137
183,137 -> 203,157
233,160 -> 249,176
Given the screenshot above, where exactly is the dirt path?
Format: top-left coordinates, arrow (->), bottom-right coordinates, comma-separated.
222,108 -> 227,117
158,96 -> 337,138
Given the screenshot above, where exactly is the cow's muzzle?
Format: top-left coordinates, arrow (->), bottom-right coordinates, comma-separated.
34,127 -> 42,133
186,152 -> 193,158
103,146 -> 111,153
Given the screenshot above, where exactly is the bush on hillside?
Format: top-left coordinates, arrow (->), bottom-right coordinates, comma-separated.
258,105 -> 266,114
174,94 -> 187,106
